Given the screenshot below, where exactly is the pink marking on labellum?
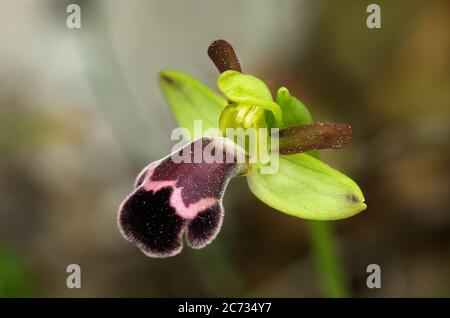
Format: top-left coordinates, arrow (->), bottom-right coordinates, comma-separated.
142,169 -> 218,220
133,162 -> 157,188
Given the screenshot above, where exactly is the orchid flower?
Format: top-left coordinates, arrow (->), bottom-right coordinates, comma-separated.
118,40 -> 366,258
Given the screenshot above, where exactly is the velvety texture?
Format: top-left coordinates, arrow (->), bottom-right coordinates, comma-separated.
118,138 -> 245,257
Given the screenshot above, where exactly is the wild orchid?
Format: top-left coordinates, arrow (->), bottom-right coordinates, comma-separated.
118,40 -> 366,258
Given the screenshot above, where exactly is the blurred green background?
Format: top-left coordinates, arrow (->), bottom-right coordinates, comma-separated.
0,0 -> 448,297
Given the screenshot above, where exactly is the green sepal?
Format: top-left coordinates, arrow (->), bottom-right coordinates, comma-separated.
247,153 -> 367,220
159,70 -> 227,137
252,88 -> 366,219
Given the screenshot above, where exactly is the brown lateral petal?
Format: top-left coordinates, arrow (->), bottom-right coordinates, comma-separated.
208,39 -> 242,73
278,123 -> 352,155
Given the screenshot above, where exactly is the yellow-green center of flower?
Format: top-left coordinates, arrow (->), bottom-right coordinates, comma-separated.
219,103 -> 268,135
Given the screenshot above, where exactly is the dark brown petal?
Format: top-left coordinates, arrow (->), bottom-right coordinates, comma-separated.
208,39 -> 242,73
278,123 -> 352,155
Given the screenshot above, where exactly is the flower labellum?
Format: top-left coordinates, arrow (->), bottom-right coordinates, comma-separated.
118,137 -> 247,257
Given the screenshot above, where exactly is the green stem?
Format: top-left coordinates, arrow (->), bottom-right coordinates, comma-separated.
307,221 -> 350,297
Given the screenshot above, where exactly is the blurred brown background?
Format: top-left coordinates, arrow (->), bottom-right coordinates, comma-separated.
0,0 -> 448,297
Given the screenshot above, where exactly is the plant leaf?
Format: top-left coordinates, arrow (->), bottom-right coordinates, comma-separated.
247,153 -> 366,220
159,70 -> 227,137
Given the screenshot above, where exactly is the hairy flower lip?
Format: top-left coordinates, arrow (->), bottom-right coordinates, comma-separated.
118,137 -> 247,258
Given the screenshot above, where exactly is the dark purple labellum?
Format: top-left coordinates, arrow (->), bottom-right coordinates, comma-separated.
118,138 -> 246,258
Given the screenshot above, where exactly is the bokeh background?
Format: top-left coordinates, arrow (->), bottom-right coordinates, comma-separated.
0,0 -> 449,297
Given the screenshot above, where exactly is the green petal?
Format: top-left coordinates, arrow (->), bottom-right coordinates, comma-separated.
159,70 -> 227,137
218,70 -> 273,102
276,87 -> 320,157
276,87 -> 313,128
218,70 -> 282,126
247,153 -> 366,220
